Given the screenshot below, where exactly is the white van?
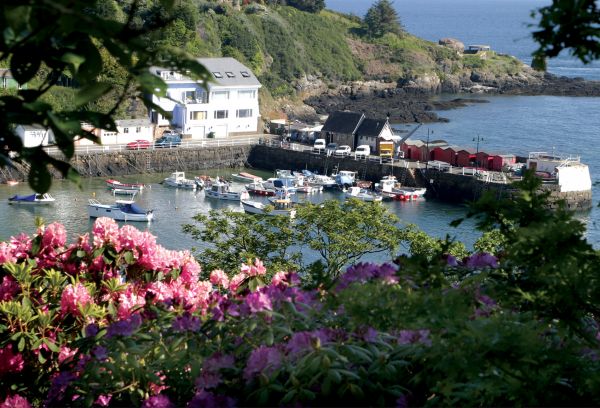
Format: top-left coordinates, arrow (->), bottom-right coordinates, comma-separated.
355,145 -> 371,159
313,138 -> 326,153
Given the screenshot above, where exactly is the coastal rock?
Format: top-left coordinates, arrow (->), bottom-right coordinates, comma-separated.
397,74 -> 442,94
438,38 -> 465,53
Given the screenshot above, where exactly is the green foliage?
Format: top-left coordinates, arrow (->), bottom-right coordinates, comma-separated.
531,0 -> 600,69
363,0 -> 404,38
0,0 -> 211,192
286,0 -> 325,13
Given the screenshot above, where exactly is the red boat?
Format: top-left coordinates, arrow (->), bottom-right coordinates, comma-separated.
245,180 -> 276,196
105,179 -> 145,191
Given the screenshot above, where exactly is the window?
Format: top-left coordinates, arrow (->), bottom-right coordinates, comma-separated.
240,71 -> 250,78
184,90 -> 196,102
190,111 -> 207,120
123,127 -> 129,134
238,90 -> 256,99
236,109 -> 252,118
136,127 -> 141,133
212,91 -> 229,101
212,72 -> 223,78
214,110 -> 228,119
225,71 -> 235,78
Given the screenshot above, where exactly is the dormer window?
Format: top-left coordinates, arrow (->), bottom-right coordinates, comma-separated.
212,72 -> 223,78
240,71 -> 250,78
225,71 -> 235,78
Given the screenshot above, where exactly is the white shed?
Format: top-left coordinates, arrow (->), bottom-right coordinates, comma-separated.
15,125 -> 54,148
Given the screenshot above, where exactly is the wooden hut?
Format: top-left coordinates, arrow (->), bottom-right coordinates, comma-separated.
455,147 -> 477,167
401,140 -> 426,161
488,153 -> 516,171
475,151 -> 491,169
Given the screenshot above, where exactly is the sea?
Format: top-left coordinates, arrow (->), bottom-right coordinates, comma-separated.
0,0 -> 598,253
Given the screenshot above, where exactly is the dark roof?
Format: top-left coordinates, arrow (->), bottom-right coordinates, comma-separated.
321,111 -> 364,134
356,118 -> 388,137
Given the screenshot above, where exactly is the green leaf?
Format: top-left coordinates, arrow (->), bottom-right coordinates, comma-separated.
123,251 -> 135,265
74,83 -> 113,107
61,52 -> 86,71
28,162 -> 52,194
43,337 -> 61,353
10,47 -> 41,84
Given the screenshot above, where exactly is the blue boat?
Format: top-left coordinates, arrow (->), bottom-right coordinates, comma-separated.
8,193 -> 55,205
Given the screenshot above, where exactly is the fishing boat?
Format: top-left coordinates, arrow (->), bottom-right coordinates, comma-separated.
88,194 -> 153,222
245,180 -> 276,196
231,172 -> 263,183
241,197 -> 296,218
205,180 -> 250,201
332,170 -> 357,189
306,174 -> 337,190
344,186 -> 383,202
8,193 -> 55,205
376,176 -> 426,201
164,171 -> 200,190
105,179 -> 145,191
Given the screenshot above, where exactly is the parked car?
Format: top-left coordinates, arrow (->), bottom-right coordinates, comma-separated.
334,145 -> 352,157
126,139 -> 151,150
154,134 -> 182,148
313,138 -> 326,153
325,143 -> 338,155
355,145 -> 371,159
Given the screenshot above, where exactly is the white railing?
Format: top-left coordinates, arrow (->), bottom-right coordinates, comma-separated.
44,136 -> 269,156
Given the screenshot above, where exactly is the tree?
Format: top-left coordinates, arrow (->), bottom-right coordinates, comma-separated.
286,0 -> 325,13
363,0 -> 403,38
0,0 -> 210,193
531,0 -> 600,70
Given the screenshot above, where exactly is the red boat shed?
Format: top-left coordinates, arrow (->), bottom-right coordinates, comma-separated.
488,153 -> 516,171
455,147 -> 477,167
475,151 -> 491,169
432,145 -> 458,165
401,140 -> 426,161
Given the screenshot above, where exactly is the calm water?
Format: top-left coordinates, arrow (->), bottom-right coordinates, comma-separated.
0,171 -> 479,252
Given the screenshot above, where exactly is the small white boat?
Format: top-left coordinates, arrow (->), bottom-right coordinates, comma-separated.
164,172 -> 199,190
205,180 -> 250,201
106,179 -> 144,191
231,172 -> 263,183
112,188 -> 138,196
241,198 -> 296,218
88,195 -> 153,222
345,186 -> 383,202
245,180 -> 276,196
376,176 -> 426,201
306,174 -> 337,190
8,193 -> 55,205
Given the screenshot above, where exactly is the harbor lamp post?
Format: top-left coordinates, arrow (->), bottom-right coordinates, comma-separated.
473,134 -> 484,168
425,128 -> 432,169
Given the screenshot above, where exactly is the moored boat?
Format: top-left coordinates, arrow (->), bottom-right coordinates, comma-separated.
205,180 -> 249,201
8,193 -> 55,205
231,172 -> 263,183
245,180 -> 276,196
344,186 -> 383,202
88,196 -> 153,222
164,171 -> 200,190
376,175 -> 426,201
106,179 -> 145,191
241,198 -> 296,218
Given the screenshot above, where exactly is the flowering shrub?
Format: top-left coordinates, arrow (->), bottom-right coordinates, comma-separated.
1,217 -> 600,406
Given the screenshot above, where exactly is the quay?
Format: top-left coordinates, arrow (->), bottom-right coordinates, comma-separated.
0,137 -> 592,210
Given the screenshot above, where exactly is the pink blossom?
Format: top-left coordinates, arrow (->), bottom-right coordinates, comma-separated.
210,270 -> 229,289
142,394 -> 174,408
149,371 -> 169,395
60,283 -> 93,315
92,217 -> 120,249
8,233 -> 31,260
0,276 -> 20,301
0,344 -> 25,375
41,222 -> 67,248
94,395 -> 112,407
0,394 -> 31,408
179,254 -> 201,284
229,273 -> 246,293
243,346 -> 282,381
245,291 -> 272,314
241,258 -> 267,277
271,271 -> 288,286
117,288 -> 146,319
118,225 -> 144,252
58,346 -> 77,365
0,242 -> 17,264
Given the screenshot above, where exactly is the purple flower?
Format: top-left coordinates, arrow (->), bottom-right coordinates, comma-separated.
286,330 -> 330,356
195,371 -> 222,389
46,371 -> 77,405
396,394 -> 409,408
187,390 -> 235,408
95,395 -> 112,407
397,329 -> 432,347
85,323 -> 99,337
204,353 -> 235,371
0,394 -> 32,408
107,314 -> 142,337
172,314 -> 201,332
465,252 -> 499,269
336,262 -> 399,291
92,346 -> 108,361
142,394 -> 175,408
445,254 -> 459,267
363,327 -> 379,343
245,291 -> 273,314
243,346 -> 282,381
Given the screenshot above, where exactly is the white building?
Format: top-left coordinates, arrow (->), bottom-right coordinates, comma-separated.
76,119 -> 154,146
150,57 -> 261,139
15,125 -> 54,147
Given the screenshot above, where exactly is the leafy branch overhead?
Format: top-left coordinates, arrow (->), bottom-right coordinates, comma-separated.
0,0 -> 210,193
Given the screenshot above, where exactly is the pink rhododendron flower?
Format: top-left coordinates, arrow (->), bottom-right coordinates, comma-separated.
41,222 -> 67,248
0,242 -> 17,264
94,395 -> 112,407
60,283 -> 93,315
0,276 -> 20,301
92,217 -> 120,249
210,270 -> 229,289
9,233 -> 32,260
0,344 -> 25,375
229,273 -> 246,293
241,258 -> 267,277
117,288 -> 146,319
149,371 -> 169,395
271,271 -> 288,286
118,225 -> 144,252
0,394 -> 31,408
58,346 -> 77,365
243,346 -> 282,381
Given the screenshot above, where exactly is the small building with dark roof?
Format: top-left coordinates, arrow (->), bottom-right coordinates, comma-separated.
321,111 -> 395,152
